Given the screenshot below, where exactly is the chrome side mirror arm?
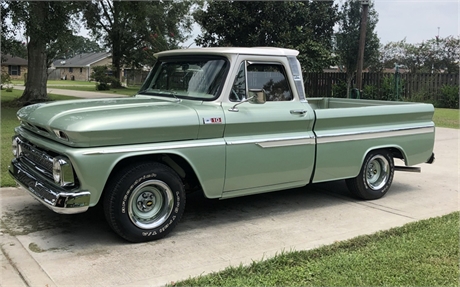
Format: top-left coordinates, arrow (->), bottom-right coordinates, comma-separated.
228,95 -> 255,112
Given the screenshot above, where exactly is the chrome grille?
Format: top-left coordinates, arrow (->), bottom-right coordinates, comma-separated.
18,139 -> 54,180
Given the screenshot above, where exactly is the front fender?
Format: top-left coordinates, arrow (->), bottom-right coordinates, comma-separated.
72,139 -> 226,206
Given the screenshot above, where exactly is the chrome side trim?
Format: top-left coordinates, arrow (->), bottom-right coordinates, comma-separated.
83,141 -> 224,155
317,126 -> 434,144
257,138 -> 315,148
227,136 -> 315,147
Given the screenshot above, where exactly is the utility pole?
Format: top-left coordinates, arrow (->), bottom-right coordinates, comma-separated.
355,0 -> 369,92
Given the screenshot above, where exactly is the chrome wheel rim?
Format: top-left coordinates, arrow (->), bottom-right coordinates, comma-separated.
366,155 -> 390,190
128,180 -> 174,229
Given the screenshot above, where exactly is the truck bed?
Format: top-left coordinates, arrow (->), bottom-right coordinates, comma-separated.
308,97 -> 435,183
307,97 -> 416,110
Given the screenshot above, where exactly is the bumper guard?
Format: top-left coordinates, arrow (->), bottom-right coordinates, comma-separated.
9,159 -> 90,214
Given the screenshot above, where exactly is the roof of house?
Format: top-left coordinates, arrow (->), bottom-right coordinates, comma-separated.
1,54 -> 28,66
53,52 -> 111,68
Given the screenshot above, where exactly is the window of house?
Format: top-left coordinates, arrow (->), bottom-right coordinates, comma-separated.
80,68 -> 83,73
8,65 -> 20,76
229,62 -> 292,102
69,67 -> 73,73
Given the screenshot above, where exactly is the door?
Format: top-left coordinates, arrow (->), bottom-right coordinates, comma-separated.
222,58 -> 316,194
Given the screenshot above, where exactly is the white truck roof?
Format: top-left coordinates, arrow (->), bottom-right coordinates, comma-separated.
155,47 -> 299,58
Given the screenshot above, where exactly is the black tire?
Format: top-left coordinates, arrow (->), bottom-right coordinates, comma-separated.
346,150 -> 394,200
103,162 -> 185,242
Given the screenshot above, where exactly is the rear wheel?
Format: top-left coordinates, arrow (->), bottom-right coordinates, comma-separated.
346,150 -> 394,200
103,162 -> 185,242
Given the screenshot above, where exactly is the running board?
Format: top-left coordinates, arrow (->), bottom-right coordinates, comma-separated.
395,166 -> 421,173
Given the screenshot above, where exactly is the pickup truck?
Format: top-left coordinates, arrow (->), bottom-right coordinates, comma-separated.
9,47 -> 435,242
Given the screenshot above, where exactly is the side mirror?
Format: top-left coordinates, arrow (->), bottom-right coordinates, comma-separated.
228,89 -> 267,112
248,89 -> 267,104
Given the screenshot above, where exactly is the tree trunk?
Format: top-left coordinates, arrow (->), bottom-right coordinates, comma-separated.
18,2 -> 49,104
110,1 -> 123,88
346,72 -> 354,98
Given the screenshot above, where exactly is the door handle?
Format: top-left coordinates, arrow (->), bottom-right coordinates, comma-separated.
290,109 -> 307,115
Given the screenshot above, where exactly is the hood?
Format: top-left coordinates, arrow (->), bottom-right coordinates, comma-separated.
17,98 -> 200,147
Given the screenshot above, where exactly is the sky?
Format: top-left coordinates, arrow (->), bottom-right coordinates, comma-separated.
183,0 -> 459,48
373,0 -> 459,44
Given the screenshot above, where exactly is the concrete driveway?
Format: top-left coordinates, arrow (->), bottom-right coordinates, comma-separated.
1,127 -> 458,287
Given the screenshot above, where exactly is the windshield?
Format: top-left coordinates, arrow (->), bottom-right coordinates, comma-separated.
139,56 -> 229,100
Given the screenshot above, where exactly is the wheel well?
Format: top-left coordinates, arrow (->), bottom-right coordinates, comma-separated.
367,147 -> 405,162
388,147 -> 404,160
104,154 -> 201,194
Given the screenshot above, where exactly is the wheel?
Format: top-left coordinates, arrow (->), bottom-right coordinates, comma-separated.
346,150 -> 394,200
103,162 -> 185,242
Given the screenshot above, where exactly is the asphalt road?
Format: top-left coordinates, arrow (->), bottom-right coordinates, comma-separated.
1,127 -> 458,287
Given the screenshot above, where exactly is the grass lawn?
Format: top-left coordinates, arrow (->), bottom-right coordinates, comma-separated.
12,80 -> 95,86
433,108 -> 460,129
171,212 -> 459,286
46,85 -> 141,96
11,80 -> 141,96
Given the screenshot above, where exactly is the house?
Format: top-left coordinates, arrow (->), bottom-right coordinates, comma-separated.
1,54 -> 28,80
52,52 -> 112,81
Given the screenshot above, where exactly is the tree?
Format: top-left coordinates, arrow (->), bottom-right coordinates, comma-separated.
334,0 -> 380,96
59,35 -> 105,59
194,1 -> 338,72
381,36 -> 460,73
3,1 -> 81,104
82,0 -> 199,87
1,3 -> 28,60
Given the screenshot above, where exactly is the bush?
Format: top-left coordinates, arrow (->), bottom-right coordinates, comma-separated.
96,82 -> 110,91
91,66 -> 116,90
409,90 -> 435,105
362,84 -> 378,100
331,80 -> 347,98
437,85 -> 459,109
1,72 -> 13,91
362,74 -> 404,101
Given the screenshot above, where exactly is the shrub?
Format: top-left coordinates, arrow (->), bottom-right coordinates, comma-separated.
331,80 -> 347,98
1,72 -> 13,91
437,85 -> 459,109
409,90 -> 435,105
91,66 -> 113,90
96,82 -> 110,91
362,84 -> 378,100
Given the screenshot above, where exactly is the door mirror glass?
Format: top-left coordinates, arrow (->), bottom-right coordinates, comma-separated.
248,89 -> 266,104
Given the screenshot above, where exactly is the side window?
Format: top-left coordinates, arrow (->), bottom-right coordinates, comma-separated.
229,62 -> 246,102
229,61 -> 292,102
248,64 -> 292,101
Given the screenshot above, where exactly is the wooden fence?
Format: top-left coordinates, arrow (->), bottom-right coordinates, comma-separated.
304,72 -> 459,100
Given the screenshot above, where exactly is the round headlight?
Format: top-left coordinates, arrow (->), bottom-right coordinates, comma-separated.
53,158 -> 62,183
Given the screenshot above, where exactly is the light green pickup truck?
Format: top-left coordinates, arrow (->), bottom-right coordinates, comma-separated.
9,47 -> 435,242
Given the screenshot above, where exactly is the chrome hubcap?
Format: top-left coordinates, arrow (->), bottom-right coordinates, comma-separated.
366,155 -> 390,190
128,180 -> 174,229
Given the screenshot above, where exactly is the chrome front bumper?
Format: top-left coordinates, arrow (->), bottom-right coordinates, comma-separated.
9,159 -> 90,214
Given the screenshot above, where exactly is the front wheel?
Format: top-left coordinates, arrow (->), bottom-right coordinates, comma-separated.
103,162 -> 185,242
346,150 -> 394,200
